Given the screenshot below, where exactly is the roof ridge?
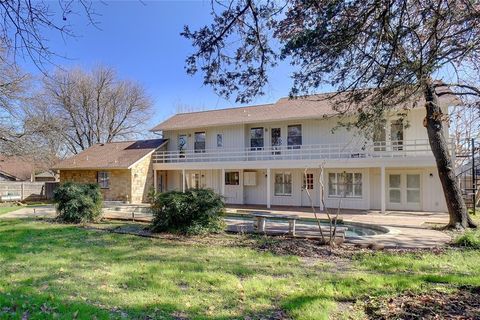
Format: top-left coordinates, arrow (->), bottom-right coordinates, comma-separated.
174,102 -> 276,116
93,138 -> 164,145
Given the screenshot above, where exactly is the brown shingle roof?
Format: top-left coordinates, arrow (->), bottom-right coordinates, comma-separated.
151,90 -> 460,131
0,156 -> 37,181
53,139 -> 167,170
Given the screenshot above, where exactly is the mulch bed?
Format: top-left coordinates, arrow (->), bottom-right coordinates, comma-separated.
364,286 -> 480,320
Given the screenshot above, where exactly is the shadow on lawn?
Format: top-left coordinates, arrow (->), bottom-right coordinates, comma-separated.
0,289 -> 292,320
1,219 -> 480,320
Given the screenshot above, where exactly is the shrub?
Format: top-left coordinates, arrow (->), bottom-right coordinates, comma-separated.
53,182 -> 103,223
150,188 -> 225,235
454,230 -> 480,249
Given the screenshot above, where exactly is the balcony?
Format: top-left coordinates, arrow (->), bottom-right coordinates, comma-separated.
152,139 -> 441,164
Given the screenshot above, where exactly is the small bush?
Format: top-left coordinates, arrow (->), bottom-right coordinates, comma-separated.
150,188 -> 225,235
454,230 -> 480,249
53,182 -> 103,223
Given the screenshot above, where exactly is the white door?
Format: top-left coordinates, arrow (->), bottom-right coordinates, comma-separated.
388,173 -> 421,211
189,171 -> 206,189
224,171 -> 242,204
301,172 -> 316,206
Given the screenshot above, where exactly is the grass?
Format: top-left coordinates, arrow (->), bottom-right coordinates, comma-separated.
0,219 -> 479,319
453,213 -> 480,248
0,205 -> 21,215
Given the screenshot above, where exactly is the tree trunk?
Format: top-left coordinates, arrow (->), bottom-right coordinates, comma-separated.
424,81 -> 477,229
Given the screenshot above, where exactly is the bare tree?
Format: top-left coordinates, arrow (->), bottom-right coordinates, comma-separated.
0,45 -> 33,154
0,0 -> 98,70
30,66 -> 153,154
182,0 -> 480,229
450,101 -> 480,165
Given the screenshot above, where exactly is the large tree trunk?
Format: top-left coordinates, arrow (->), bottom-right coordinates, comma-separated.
424,81 -> 477,229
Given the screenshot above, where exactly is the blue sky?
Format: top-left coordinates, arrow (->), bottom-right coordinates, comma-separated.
20,1 -> 297,128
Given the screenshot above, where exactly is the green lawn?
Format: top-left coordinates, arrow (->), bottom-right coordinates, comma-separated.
0,219 -> 479,319
0,206 -> 21,215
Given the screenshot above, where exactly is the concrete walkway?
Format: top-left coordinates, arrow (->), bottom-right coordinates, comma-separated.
1,205 -> 452,249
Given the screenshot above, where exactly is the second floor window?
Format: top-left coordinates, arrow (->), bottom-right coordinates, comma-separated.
391,119 -> 404,151
194,132 -> 206,153
250,127 -> 264,150
287,125 -> 302,149
98,171 -> 110,189
216,133 -> 223,148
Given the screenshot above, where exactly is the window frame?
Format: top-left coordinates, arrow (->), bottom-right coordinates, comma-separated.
216,133 -> 224,148
250,127 -> 264,150
287,124 -> 302,149
194,131 -> 206,153
302,173 -> 314,190
225,171 -> 240,185
328,172 -> 362,198
274,172 -> 292,196
98,171 -> 110,189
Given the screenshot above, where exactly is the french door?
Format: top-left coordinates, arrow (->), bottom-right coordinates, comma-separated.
388,173 -> 421,211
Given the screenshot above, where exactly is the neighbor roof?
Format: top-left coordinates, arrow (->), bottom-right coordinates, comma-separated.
151,89 -> 459,131
53,139 -> 167,170
0,155 -> 50,181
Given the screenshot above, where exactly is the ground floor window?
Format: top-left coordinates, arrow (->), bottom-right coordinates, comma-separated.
98,171 -> 110,189
328,172 -> 362,198
225,172 -> 240,185
275,172 -> 292,196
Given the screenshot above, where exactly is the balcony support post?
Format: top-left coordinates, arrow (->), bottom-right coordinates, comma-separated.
267,168 -> 271,209
381,165 -> 386,214
182,169 -> 186,193
319,167 -> 324,211
153,170 -> 158,193
221,168 -> 225,196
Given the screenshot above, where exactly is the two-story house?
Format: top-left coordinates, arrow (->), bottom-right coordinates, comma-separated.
56,92 -> 457,213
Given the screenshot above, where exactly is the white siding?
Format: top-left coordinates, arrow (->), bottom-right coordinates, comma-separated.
163,108 -> 433,153
163,125 -> 245,152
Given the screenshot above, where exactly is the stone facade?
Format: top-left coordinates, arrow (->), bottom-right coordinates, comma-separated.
59,153 -> 155,203
130,154 -> 154,203
60,169 -> 132,202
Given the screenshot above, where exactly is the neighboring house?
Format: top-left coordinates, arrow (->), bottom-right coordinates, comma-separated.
0,156 -> 57,182
54,139 -> 167,203
56,92 -> 457,212
149,93 -> 457,213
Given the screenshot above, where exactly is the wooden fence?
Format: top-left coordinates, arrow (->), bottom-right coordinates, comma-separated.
0,181 -> 59,201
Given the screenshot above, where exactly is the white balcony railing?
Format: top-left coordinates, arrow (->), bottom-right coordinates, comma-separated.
152,139 -> 437,164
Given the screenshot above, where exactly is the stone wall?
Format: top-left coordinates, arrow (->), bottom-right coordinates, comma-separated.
130,154 -> 154,203
60,169 -> 132,202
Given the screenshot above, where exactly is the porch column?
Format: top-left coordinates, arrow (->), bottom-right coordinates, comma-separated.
221,168 -> 225,196
380,165 -> 386,214
266,168 -> 271,209
153,170 -> 158,193
319,167 -> 324,211
182,169 -> 186,193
